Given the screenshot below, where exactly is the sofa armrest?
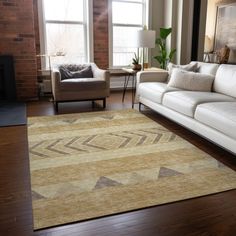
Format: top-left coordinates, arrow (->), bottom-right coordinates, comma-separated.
136,70 -> 169,84
135,69 -> 168,103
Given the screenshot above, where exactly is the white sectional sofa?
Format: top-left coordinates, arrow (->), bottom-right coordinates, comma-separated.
136,62 -> 236,154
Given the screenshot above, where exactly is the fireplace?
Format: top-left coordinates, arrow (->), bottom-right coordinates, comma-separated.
0,55 -> 16,101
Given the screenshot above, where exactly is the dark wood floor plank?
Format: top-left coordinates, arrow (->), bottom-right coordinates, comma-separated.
0,91 -> 235,236
0,126 -> 33,236
35,191 -> 236,236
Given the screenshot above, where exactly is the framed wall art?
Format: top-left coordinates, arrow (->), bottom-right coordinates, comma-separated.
214,3 -> 236,51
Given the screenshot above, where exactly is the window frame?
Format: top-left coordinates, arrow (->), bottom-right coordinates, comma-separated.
37,0 -> 93,70
108,0 -> 150,68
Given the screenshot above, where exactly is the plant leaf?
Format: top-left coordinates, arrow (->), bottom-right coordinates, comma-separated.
155,38 -> 162,45
132,52 -> 140,64
160,28 -> 172,39
168,49 -> 176,61
154,55 -> 163,64
162,50 -> 167,60
154,27 -> 174,69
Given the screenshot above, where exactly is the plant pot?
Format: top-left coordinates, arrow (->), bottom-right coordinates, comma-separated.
143,63 -> 149,69
132,64 -> 142,71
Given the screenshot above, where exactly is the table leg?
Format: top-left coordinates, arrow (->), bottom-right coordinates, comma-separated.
132,75 -> 133,108
122,74 -> 130,102
132,74 -> 136,108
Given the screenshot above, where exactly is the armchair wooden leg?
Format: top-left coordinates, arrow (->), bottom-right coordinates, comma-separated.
55,102 -> 58,112
139,102 -> 142,111
92,100 -> 95,108
103,98 -> 106,109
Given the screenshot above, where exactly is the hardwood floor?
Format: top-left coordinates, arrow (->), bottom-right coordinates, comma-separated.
1,91 -> 236,236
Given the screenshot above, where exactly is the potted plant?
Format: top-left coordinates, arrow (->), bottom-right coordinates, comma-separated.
132,52 -> 142,71
154,28 -> 176,69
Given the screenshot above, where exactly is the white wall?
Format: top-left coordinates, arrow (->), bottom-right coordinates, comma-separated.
180,0 -> 194,64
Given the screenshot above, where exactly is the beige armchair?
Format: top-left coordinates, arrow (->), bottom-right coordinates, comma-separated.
51,63 -> 110,111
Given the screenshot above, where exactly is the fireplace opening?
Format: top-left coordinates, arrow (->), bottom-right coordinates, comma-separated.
0,55 -> 16,101
0,65 -> 5,100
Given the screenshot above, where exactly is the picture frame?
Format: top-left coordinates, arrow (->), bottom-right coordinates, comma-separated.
214,3 -> 236,51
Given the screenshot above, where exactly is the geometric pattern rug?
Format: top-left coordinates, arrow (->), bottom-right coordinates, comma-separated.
28,109 -> 236,230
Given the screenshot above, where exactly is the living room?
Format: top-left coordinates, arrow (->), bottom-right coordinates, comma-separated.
0,0 -> 236,235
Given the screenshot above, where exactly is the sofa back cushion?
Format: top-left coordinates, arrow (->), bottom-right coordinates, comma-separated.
168,62 -> 198,75
213,64 -> 236,98
194,62 -> 220,76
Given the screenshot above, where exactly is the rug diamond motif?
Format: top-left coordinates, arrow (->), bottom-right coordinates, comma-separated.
158,167 -> 183,178
94,176 -> 122,190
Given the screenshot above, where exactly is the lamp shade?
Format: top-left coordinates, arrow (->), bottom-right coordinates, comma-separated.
137,30 -> 156,48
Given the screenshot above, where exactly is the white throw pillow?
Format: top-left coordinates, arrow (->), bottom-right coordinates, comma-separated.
168,62 -> 198,76
167,68 -> 215,92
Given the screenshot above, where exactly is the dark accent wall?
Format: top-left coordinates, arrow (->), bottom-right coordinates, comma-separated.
0,55 -> 16,100
191,0 -> 201,61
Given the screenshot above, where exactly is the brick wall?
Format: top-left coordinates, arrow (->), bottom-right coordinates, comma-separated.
0,0 -> 38,100
93,0 -> 109,69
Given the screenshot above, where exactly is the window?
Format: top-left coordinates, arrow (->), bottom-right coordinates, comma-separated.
110,0 -> 148,67
39,0 -> 92,68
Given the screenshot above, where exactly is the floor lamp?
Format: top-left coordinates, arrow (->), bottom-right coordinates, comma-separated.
137,29 -> 156,70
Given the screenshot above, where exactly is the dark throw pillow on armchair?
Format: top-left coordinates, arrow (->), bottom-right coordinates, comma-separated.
71,65 -> 93,78
59,66 -> 73,80
59,65 -> 93,80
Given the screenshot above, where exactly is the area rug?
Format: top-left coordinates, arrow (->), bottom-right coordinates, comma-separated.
28,109 -> 236,230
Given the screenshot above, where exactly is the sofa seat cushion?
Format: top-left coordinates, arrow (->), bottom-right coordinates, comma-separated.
162,91 -> 235,117
138,82 -> 179,104
60,78 -> 106,91
195,102 -> 236,139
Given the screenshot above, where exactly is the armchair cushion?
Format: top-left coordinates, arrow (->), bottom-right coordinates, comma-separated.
60,78 -> 107,91
59,65 -> 93,80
